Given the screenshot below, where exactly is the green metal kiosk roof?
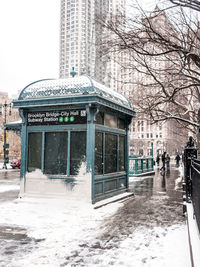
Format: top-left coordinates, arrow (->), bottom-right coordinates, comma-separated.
13,75 -> 135,116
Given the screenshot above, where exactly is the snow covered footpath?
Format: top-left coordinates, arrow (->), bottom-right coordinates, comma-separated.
0,184 -> 19,193
0,195 -> 191,267
0,164 -> 20,193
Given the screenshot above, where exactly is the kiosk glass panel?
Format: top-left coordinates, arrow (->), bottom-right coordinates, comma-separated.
44,132 -> 68,175
95,132 -> 103,175
119,135 -> 125,171
70,131 -> 86,175
105,133 -> 117,173
105,114 -> 117,128
118,118 -> 125,129
28,133 -> 42,172
96,112 -> 104,125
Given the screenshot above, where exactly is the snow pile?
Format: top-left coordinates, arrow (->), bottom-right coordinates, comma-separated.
175,175 -> 183,191
67,161 -> 91,202
26,168 -> 47,179
22,162 -> 91,201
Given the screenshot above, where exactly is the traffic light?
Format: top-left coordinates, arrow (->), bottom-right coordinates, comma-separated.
0,135 -> 3,142
4,143 -> 9,164
6,132 -> 9,138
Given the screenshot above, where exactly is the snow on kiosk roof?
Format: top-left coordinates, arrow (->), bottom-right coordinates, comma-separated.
13,75 -> 135,204
15,75 -> 135,116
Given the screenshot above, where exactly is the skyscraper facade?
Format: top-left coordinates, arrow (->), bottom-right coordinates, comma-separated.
59,0 -> 125,86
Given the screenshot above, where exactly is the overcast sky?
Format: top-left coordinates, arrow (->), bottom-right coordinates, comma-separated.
0,0 -> 159,98
0,0 -> 60,98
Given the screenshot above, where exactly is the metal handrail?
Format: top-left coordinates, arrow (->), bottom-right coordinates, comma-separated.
129,156 -> 154,175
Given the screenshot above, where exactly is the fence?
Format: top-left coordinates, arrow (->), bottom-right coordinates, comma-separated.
183,138 -> 200,233
190,159 -> 200,232
129,156 -> 154,175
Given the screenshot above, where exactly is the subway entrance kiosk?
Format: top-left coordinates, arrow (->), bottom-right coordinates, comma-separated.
13,75 -> 135,204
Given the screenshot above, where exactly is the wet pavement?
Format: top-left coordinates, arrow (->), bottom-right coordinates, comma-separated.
0,168 -> 20,202
130,165 -> 183,201
99,164 -> 185,242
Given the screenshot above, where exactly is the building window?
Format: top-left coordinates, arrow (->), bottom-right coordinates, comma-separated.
141,121 -> 144,132
137,121 -> 140,132
132,122 -> 135,132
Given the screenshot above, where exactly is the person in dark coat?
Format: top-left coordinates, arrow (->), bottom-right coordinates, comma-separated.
166,154 -> 170,168
160,152 -> 166,171
175,154 -> 181,167
156,153 -> 160,166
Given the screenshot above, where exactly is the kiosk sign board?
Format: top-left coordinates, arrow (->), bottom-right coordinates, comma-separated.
27,110 -> 87,126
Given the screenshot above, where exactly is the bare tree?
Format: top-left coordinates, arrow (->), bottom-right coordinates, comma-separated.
169,0 -> 200,12
97,1 -> 200,133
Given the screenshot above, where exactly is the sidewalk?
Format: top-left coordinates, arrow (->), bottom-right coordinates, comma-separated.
0,163 -> 193,266
186,203 -> 200,267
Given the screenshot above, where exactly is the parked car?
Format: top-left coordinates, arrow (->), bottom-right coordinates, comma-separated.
10,159 -> 21,169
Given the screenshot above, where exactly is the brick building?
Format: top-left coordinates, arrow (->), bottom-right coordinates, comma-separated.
0,92 -> 21,160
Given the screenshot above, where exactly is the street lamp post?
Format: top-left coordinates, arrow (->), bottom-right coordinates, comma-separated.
2,102 -> 11,169
151,139 -> 154,158
151,139 -> 154,169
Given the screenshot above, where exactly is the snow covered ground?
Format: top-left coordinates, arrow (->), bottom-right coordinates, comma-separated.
0,163 -> 20,193
0,184 -> 20,193
0,165 -> 191,267
0,197 -> 191,267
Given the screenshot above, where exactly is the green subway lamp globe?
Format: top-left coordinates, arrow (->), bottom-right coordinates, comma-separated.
70,116 -> 75,122
59,117 -> 64,123
64,117 -> 69,122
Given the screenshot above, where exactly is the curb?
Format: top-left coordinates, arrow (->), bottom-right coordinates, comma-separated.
186,203 -> 200,267
94,192 -> 134,209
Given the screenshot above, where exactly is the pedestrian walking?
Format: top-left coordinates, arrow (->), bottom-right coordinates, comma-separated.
160,152 -> 166,171
166,154 -> 170,169
175,154 -> 181,167
156,153 -> 160,166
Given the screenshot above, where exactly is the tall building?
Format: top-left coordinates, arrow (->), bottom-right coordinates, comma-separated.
59,0 -> 125,86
